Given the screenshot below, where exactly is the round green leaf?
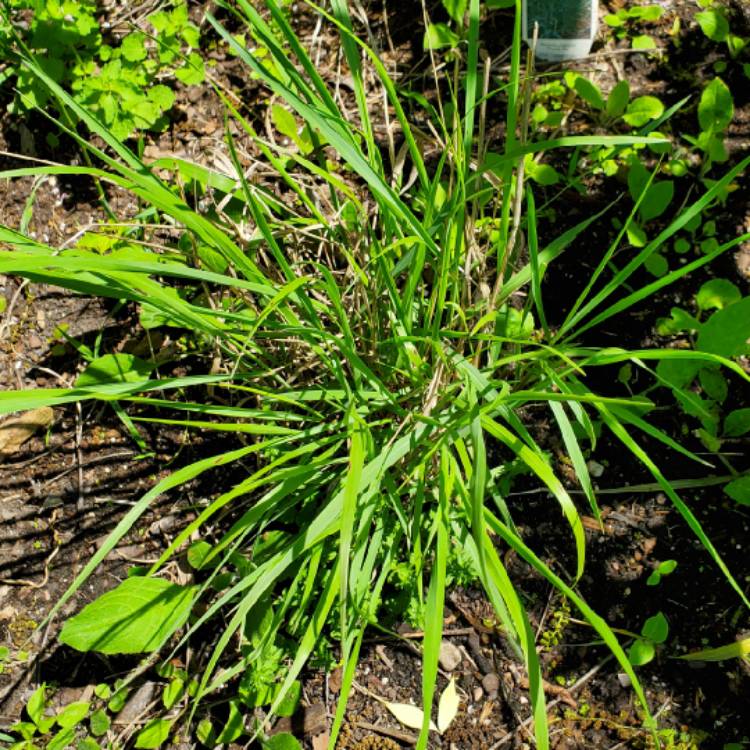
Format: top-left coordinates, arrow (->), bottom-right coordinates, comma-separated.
121,33 -> 148,62
724,476 -> 750,506
89,709 -> 110,737
696,279 -> 741,312
628,638 -> 655,667
623,96 -> 665,127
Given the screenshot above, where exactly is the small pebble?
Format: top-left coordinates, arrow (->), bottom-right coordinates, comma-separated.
481,672 -> 500,696
617,672 -> 632,688
473,686 -> 483,702
587,460 -> 605,478
439,639 -> 462,672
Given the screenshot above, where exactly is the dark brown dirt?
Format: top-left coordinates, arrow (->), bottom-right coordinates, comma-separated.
0,1 -> 748,748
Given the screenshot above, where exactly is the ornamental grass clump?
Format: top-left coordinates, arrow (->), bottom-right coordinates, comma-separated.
0,1 -> 748,747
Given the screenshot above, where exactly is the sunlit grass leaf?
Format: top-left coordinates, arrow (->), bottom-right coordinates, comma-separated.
679,637 -> 750,662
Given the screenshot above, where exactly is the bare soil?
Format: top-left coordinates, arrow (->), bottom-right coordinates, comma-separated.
0,1 -> 749,748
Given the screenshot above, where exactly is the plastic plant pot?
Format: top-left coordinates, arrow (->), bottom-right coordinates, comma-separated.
523,0 -> 598,61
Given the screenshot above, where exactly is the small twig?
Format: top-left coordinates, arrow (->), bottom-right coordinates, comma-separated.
355,720 -> 418,746
0,546 -> 60,588
75,402 -> 85,510
488,655 -> 613,749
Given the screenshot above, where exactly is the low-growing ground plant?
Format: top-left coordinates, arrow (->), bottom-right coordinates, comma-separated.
0,0 -> 204,139
0,0 -> 749,748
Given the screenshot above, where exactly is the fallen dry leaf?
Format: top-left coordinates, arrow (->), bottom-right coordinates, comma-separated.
0,407 -> 53,457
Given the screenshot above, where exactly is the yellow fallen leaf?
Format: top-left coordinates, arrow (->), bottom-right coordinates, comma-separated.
437,678 -> 460,734
0,407 -> 54,456
383,701 -> 438,733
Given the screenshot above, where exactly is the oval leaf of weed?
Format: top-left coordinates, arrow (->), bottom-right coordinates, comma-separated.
641,612 -> 669,644
135,717 -> 172,749
724,476 -> 750,506
76,353 -> 153,387
59,577 -> 195,654
696,297 -> 750,357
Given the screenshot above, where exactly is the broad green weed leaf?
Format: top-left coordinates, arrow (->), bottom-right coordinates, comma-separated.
175,52 -> 205,84
655,307 -> 701,335
640,181 -> 674,222
574,77 -> 605,110
696,279 -> 741,311
48,727 -> 75,750
135,718 -> 173,748
632,35 -> 656,50
121,33 -> 148,62
148,84 -> 175,111
606,80 -> 630,118
424,23 -> 460,50
27,684 -> 45,726
724,409 -> 750,437
623,96 -> 664,127
264,733 -> 303,750
76,353 -> 153,387
696,10 -> 729,42
196,718 -> 216,746
696,297 -> 750,357
163,677 -> 185,709
59,577 -> 195,654
698,368 -> 727,403
629,6 -> 664,21
644,252 -> 668,277
655,358 -> 701,389
646,559 -> 677,586
271,104 -> 300,143
525,157 -> 561,186
89,709 -> 110,736
443,0 -> 468,23
275,680 -> 301,717
628,638 -> 655,666
55,701 -> 90,728
699,78 -> 734,133
724,476 -> 750,505
216,700 -> 244,743
437,678 -> 460,734
641,612 -> 669,644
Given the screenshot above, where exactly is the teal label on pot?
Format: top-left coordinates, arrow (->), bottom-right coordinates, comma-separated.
526,0 -> 593,39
